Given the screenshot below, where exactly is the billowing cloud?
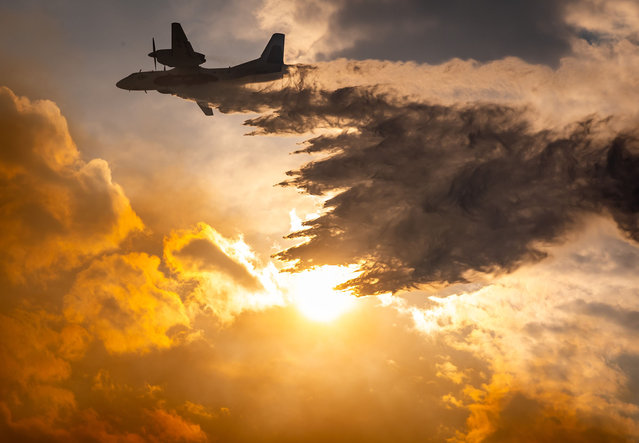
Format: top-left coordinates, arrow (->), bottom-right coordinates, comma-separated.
0,307 -> 95,441
401,219 -> 639,441
164,223 -> 285,323
462,389 -> 632,442
166,224 -> 263,291
64,252 -> 191,354
145,408 -> 208,443
0,87 -> 143,286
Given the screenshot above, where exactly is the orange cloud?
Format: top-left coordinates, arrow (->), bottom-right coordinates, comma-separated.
165,223 -> 262,291
0,87 -> 143,286
459,381 -> 634,442
164,223 -> 284,323
64,252 -> 190,354
145,408 -> 208,443
0,308 -> 87,440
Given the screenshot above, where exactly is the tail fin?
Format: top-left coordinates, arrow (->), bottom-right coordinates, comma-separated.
260,33 -> 285,64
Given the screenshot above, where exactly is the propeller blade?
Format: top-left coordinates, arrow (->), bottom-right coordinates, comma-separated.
152,38 -> 157,70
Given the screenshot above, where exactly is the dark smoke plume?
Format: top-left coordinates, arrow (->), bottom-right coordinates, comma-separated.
187,70 -> 639,295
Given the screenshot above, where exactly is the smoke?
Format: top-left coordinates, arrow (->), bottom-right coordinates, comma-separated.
280,100 -> 639,295
184,70 -> 639,295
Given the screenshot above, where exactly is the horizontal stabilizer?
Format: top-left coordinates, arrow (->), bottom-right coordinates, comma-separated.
197,101 -> 214,116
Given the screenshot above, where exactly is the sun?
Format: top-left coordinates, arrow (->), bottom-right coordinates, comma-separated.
287,265 -> 359,322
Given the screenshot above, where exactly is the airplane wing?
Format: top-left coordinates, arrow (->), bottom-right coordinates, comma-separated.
169,22 -> 206,67
197,101 -> 214,116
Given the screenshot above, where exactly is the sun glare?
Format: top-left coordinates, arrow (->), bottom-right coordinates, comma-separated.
287,265 -> 359,322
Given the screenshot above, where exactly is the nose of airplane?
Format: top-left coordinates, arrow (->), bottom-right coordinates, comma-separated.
115,78 -> 128,90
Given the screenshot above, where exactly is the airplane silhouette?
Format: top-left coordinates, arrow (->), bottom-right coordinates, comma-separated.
116,23 -> 285,115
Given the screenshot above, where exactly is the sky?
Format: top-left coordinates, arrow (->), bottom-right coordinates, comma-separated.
1,0 -> 639,441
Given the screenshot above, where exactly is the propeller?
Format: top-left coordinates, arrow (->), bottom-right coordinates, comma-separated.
152,38 -> 157,70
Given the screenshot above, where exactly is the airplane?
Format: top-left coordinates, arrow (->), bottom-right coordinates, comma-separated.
116,23 -> 285,115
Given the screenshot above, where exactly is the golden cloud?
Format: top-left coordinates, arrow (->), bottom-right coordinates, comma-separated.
64,252 -> 190,354
164,223 -> 285,323
145,408 -> 208,443
0,308 -> 87,440
405,219 -> 639,441
0,87 -> 143,285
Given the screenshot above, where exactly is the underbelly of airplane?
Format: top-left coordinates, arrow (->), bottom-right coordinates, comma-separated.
154,73 -> 219,87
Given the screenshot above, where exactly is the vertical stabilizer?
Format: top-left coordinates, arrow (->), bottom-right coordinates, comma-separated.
172,23 -> 194,52
260,33 -> 285,64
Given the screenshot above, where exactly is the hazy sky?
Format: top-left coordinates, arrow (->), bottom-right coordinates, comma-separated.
2,0 -> 639,441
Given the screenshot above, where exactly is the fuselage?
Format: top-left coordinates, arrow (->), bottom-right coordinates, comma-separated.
116,59 -> 285,93
117,28 -> 285,115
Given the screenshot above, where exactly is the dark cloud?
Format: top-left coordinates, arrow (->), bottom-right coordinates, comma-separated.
616,353 -> 639,407
568,299 -> 639,331
330,0 -> 574,65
